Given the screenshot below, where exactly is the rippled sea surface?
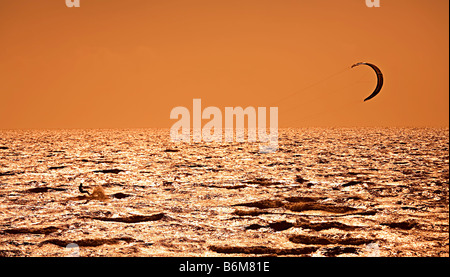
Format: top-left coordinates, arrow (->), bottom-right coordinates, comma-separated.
0,128 -> 448,257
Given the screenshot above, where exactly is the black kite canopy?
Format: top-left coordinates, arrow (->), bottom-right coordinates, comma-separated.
351,62 -> 384,101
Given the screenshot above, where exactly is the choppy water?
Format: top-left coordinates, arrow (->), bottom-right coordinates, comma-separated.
0,128 -> 448,256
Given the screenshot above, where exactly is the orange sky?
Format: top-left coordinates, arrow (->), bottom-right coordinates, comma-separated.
0,0 -> 448,129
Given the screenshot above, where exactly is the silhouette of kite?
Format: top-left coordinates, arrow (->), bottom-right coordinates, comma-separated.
351,62 -> 384,101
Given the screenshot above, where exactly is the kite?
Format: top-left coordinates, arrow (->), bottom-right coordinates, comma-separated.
351,62 -> 384,101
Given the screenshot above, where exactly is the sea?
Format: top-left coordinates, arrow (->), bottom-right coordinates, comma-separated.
0,128 -> 448,257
